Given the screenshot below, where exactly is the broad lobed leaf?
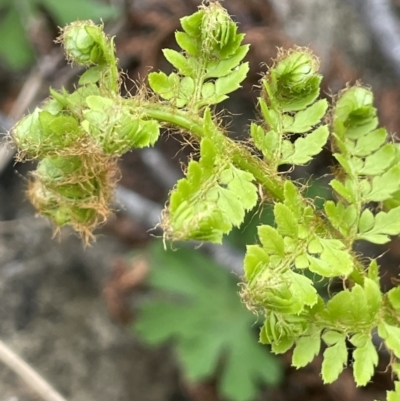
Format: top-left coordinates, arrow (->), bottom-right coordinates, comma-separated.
135,242 -> 282,401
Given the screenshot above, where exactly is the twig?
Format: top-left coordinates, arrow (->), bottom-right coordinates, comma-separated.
140,148 -> 181,189
346,0 -> 400,81
0,52 -> 64,175
115,185 -> 161,228
0,339 -> 68,401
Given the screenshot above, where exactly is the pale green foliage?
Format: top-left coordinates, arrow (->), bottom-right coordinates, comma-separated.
11,3 -> 400,399
149,2 -> 249,109
386,364 -> 400,401
13,20 -> 160,237
327,87 -> 400,245
165,110 -> 257,243
251,50 -> 329,169
351,334 -> 378,387
134,243 -> 282,401
321,331 -> 347,383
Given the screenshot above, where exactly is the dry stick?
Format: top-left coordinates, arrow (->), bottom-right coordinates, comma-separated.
0,339 -> 68,401
140,148 -> 182,189
0,52 -> 64,174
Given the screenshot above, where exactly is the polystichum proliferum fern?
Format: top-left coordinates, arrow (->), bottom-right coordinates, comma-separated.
11,1 -> 400,398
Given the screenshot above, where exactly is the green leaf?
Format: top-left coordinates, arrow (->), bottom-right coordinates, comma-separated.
135,242 -> 282,401
215,62 -> 249,96
324,201 -> 357,236
352,128 -> 387,157
270,51 -> 322,111
292,332 -> 321,368
220,331 -> 282,401
321,335 -> 347,383
378,323 -> 400,358
86,95 -> 113,110
351,334 -> 378,386
180,10 -> 203,37
271,337 -> 295,354
250,123 -> 280,162
259,98 -> 280,131
167,138 -> 257,242
388,287 -> 400,312
201,82 -> 215,99
388,382 -> 400,401
283,181 -> 303,219
368,259 -> 380,284
322,282 -> 379,329
205,45 -> 250,78
322,330 -> 345,346
258,225 -> 285,257
175,31 -> 200,56
221,165 -> 258,211
359,144 -> 396,176
295,254 -> 309,269
288,272 -> 318,307
244,245 -> 269,282
307,238 -> 353,277
358,206 -> 400,244
363,278 -> 382,318
334,153 -> 357,176
358,209 -> 375,233
148,71 -> 177,100
283,99 -> 328,133
282,126 -> 329,165
132,120 -> 160,148
334,87 -> 378,139
365,165 -> 400,202
274,203 -> 299,237
78,66 -> 105,85
179,76 -> 195,101
330,179 -> 356,203
162,48 -> 194,76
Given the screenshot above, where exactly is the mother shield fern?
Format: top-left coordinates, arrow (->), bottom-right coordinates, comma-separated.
11,1 -> 400,398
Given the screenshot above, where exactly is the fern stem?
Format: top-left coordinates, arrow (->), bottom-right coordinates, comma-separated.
133,102 -> 365,285
137,103 -> 285,200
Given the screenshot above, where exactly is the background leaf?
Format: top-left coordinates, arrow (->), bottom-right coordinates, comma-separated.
40,0 -> 119,24
0,8 -> 34,69
134,242 -> 282,401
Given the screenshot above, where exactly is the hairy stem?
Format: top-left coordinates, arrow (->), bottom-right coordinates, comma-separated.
133,100 -> 366,285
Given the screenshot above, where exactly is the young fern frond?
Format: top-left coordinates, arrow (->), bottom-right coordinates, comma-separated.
251,49 -> 329,169
327,86 -> 400,245
163,110 -> 258,243
148,1 -> 249,110
10,2 -> 400,399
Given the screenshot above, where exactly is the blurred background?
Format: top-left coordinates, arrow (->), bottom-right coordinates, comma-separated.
0,0 -> 400,400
